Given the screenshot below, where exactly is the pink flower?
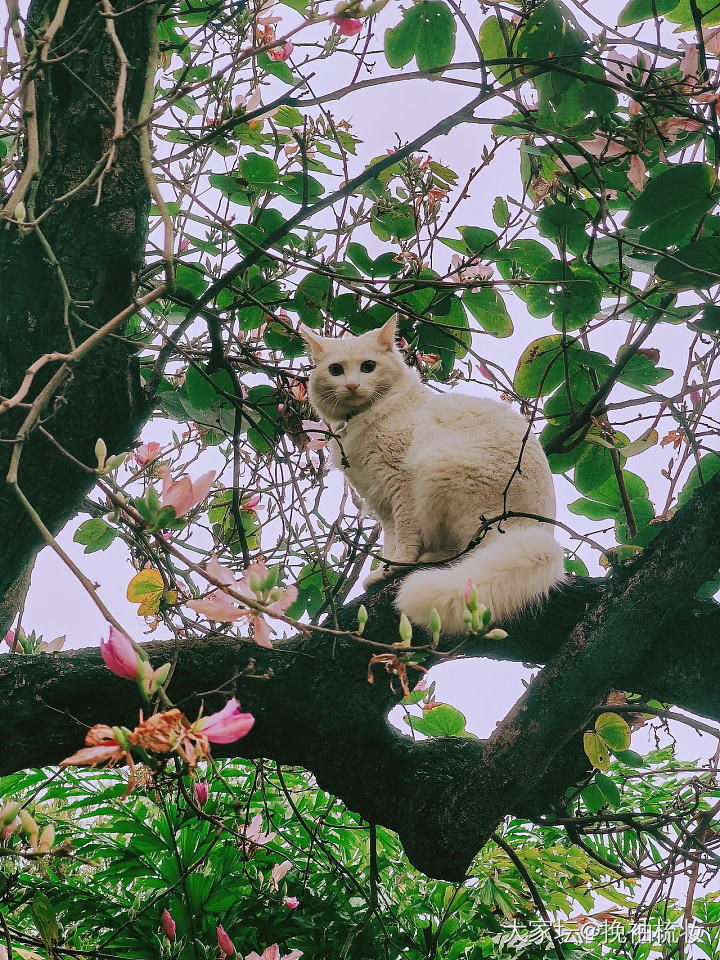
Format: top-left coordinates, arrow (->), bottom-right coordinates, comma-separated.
270,860 -> 292,890
217,925 -> 236,957
243,494 -> 262,511
464,578 -> 473,604
331,16 -> 363,36
187,590 -> 249,623
283,896 -> 299,909
178,237 -> 190,253
301,419 -> 329,450
268,40 -> 293,61
245,946 -> 303,960
252,615 -> 274,648
194,780 -> 209,806
628,154 -> 646,191
288,379 -> 307,403
161,909 -> 176,941
135,441 -> 162,467
156,466 -> 216,518
197,698 -> 255,744
241,813 -> 276,848
100,626 -> 140,680
690,381 -> 702,407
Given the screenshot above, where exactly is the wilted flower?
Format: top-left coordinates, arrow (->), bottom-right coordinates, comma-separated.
60,724 -> 128,769
679,40 -> 699,83
100,626 -> 140,681
196,698 -> 255,744
161,909 -> 176,941
156,466 -> 216,518
628,154 -> 646,191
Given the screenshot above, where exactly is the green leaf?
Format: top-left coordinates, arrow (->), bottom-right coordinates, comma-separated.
575,443 -> 616,495
584,731 -> 611,770
478,15 -> 517,83
525,260 -> 602,330
514,335 -> 610,398
614,748 -> 646,766
595,712 -> 632,751
372,204 -> 417,240
666,0 -> 720,27
678,452 -> 720,507
492,196 -> 509,227
567,498 -> 619,521
517,0 -> 587,62
240,152 -> 279,185
32,893 -> 60,949
594,772 -> 621,808
185,366 -> 234,412
536,204 -> 589,256
406,703 -> 473,738
655,237 -> 720,289
627,163 -> 716,241
462,288 -> 513,337
175,263 -> 208,297
581,782 -> 607,813
461,226 -> 498,254
294,273 -> 332,328
618,0 -> 680,25
73,518 -> 118,554
384,1 -> 456,72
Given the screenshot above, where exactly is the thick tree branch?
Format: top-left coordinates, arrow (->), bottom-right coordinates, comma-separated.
1,475 -> 720,881
0,0 -> 151,629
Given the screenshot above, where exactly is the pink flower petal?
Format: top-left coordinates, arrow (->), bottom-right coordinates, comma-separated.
198,698 -> 255,744
100,626 -> 139,680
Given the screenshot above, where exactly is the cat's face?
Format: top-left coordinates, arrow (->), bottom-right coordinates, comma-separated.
300,318 -> 411,421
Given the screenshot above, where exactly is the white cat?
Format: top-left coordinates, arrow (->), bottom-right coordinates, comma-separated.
300,317 -> 565,633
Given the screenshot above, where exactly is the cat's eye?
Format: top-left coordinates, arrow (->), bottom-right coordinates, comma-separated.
328,363 -> 344,376
360,360 -> 376,373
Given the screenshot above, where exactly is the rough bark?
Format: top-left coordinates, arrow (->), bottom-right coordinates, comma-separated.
2,472 -> 720,881
0,0 -> 151,631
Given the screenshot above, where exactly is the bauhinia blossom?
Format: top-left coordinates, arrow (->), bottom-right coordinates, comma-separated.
156,465 -> 216,518
195,698 -> 255,744
283,896 -> 299,909
301,419 -> 329,450
100,626 -> 140,680
270,860 -> 292,890
245,945 -> 303,960
134,441 -> 162,467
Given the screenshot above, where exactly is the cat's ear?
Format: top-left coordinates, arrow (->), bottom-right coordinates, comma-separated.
375,315 -> 397,352
298,324 -> 327,360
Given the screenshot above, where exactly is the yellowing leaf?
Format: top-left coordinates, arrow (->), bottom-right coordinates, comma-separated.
127,569 -> 164,617
595,712 -> 632,751
584,731 -> 611,770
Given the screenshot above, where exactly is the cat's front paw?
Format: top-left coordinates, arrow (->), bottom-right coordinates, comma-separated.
363,565 -> 389,588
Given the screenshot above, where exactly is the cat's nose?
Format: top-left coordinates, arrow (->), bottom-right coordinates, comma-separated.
345,382 -> 360,392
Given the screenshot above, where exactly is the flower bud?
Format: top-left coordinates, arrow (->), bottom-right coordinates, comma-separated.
484,628 -> 508,641
217,924 -> 236,957
38,824 -> 55,853
0,803 -> 20,826
95,437 -> 107,471
398,614 -> 413,646
194,780 -> 209,807
428,607 -> 441,645
14,201 -> 26,223
357,604 -> 368,634
161,909 -> 176,941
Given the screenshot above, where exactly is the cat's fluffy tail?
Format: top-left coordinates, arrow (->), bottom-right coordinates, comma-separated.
395,527 -> 565,634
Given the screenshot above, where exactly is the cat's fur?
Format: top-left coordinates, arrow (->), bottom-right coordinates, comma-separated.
300,318 -> 565,633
